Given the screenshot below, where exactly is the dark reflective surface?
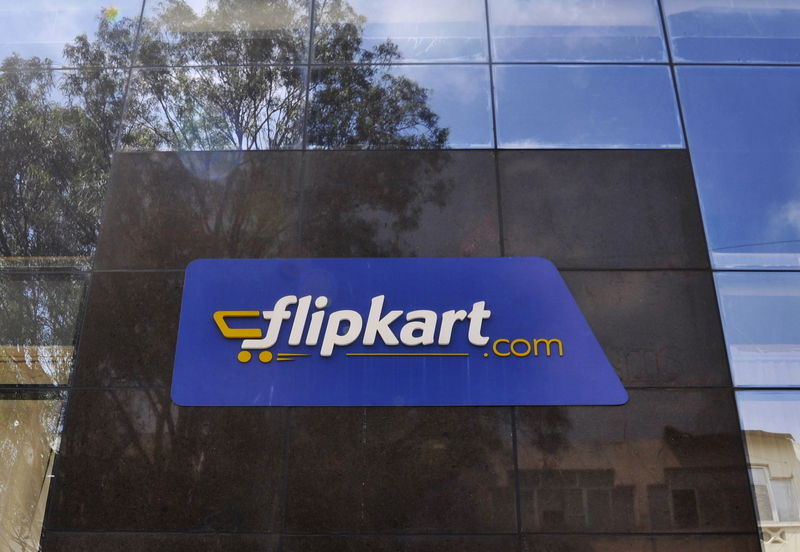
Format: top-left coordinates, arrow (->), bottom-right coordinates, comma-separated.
716,272 -> 800,387
285,536 -> 516,551
499,151 -> 708,269
677,66 -> 800,269
43,533 -> 278,552
308,65 -> 492,149
284,407 -> 515,532
664,0 -> 800,63
139,0 -> 310,66
94,152 -> 303,269
300,151 -> 499,256
489,0 -> 667,62
72,272 -> 183,388
314,0 -> 488,63
522,534 -> 760,551
47,389 -> 286,531
0,65 -> 126,268
494,65 -> 684,149
517,389 -> 755,533
563,271 -> 729,387
95,151 -> 500,269
0,273 -> 86,385
0,1 -> 142,67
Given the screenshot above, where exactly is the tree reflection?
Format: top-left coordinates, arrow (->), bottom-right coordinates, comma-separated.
0,0 -> 449,262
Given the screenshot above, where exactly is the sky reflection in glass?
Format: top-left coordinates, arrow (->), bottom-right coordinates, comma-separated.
677,66 -> 800,269
314,0 -> 488,63
0,0 -> 143,67
716,272 -> 800,387
489,0 -> 667,62
494,65 -> 683,149
663,0 -> 800,63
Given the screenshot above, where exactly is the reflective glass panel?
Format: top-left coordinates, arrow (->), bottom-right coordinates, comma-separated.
0,68 -> 126,268
313,0 -> 488,63
123,66 -> 307,150
0,1 -> 142,67
737,392 -> 800,538
663,0 -> 800,64
309,65 -> 493,149
489,0 -> 667,62
715,272 -> 800,387
494,65 -> 684,149
0,393 -> 64,552
138,0 -> 310,66
677,66 -> 800,269
0,273 -> 86,385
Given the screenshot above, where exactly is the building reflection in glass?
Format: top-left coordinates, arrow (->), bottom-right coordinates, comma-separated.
738,392 -> 800,549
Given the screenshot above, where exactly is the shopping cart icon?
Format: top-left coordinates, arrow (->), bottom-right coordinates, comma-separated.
212,311 -> 308,363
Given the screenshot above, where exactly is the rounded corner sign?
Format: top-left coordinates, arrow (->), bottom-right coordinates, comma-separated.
171,257 -> 628,407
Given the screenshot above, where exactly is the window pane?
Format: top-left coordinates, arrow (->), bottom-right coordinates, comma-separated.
737,392 -> 800,529
138,0 -> 310,66
715,272 -> 800,387
677,66 -> 800,269
0,393 -> 64,552
663,0 -> 800,64
773,479 -> 799,522
494,65 -> 684,149
314,0 -> 488,63
489,0 -> 667,62
309,65 -> 493,149
0,68 -> 124,269
0,273 -> 86,385
0,1 -> 141,67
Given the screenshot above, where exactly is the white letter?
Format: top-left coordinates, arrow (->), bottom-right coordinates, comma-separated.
467,301 -> 491,346
305,296 -> 328,346
399,310 -> 437,346
288,295 -> 312,346
363,295 -> 402,346
242,295 -> 297,349
320,310 -> 363,357
437,309 -> 467,345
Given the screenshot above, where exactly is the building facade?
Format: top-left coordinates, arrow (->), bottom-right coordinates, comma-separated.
1,1 -> 799,551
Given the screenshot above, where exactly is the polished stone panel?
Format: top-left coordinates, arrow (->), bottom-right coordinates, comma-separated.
300,151 -> 500,256
42,532 -> 278,552
499,150 -> 708,269
284,535 -> 517,551
562,271 -> 729,387
47,389 -> 286,531
522,534 -> 760,551
71,272 -> 182,388
94,152 -> 303,270
284,407 -> 515,532
517,389 -> 755,533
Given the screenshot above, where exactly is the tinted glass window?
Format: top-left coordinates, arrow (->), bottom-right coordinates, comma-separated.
494,65 -> 684,149
677,66 -> 800,269
489,0 -> 667,62
664,0 -> 800,63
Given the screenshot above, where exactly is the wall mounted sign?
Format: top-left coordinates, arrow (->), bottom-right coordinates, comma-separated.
172,257 -> 627,406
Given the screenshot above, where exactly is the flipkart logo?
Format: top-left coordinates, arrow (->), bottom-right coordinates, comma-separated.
213,295 -> 564,363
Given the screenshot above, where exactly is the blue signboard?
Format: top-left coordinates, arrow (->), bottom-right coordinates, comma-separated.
172,257 -> 627,406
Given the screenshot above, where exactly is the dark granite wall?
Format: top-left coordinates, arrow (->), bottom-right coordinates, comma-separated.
41,150 -> 761,551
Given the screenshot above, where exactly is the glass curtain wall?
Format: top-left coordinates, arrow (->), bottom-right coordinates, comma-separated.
666,1 -> 800,550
